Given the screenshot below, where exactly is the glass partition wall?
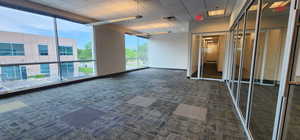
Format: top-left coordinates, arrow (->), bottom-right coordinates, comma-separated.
226,0 -> 293,140
0,6 -> 96,94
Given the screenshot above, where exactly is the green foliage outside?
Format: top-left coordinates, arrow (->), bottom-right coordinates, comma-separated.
125,48 -> 137,59
125,43 -> 148,67
79,67 -> 93,74
28,74 -> 47,79
78,42 -> 93,60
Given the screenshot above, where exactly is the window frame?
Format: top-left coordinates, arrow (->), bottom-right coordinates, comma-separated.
0,42 -> 25,56
38,44 -> 49,56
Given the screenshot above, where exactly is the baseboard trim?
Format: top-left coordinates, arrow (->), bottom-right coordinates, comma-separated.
149,67 -> 187,71
0,67 -> 149,99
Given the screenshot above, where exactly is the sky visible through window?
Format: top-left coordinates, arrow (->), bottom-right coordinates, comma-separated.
0,6 -> 91,49
0,6 -> 148,50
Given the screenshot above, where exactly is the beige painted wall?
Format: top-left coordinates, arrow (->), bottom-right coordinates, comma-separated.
94,24 -> 135,76
205,43 -> 218,62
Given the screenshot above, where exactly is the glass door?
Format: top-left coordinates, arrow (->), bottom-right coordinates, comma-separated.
198,34 -> 227,80
190,33 -> 227,80
283,18 -> 300,140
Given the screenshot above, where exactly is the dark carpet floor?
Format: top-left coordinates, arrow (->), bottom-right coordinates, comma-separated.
0,69 -> 246,140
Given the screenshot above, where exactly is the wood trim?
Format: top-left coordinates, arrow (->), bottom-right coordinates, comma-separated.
288,81 -> 300,85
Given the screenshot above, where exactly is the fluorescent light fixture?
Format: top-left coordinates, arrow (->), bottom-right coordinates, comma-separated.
207,40 -> 214,43
136,31 -> 171,36
270,1 -> 290,8
208,9 -> 225,16
130,23 -> 173,30
150,31 -> 171,35
205,37 -> 213,40
88,15 -> 142,26
249,3 -> 269,11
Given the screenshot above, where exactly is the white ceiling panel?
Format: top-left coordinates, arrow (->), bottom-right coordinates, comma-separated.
26,0 -> 237,33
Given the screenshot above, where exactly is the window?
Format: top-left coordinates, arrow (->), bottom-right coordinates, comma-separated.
0,43 -> 24,56
12,43 -> 25,56
125,34 -> 149,70
60,62 -> 74,78
0,5 -> 95,94
56,18 -> 95,79
40,64 -> 50,76
1,66 -> 22,81
59,46 -> 73,55
0,5 -> 57,92
0,43 -> 11,56
38,45 -> 48,55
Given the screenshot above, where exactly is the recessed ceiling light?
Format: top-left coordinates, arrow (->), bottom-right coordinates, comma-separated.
208,9 -> 225,16
249,3 -> 269,11
270,1 -> 290,9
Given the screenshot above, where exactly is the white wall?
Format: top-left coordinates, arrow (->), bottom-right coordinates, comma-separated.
148,32 -> 189,69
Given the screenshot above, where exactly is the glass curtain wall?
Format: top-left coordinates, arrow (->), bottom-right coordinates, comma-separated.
0,6 -> 95,94
226,0 -> 291,140
125,34 -> 149,70
0,6 -> 58,94
56,19 -> 95,80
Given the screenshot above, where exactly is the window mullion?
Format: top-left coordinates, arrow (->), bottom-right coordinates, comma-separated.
54,18 -> 62,81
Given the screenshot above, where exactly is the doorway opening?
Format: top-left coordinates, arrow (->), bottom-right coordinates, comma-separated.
190,32 -> 228,80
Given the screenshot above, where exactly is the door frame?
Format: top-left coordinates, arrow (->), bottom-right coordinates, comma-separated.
272,0 -> 300,139
189,31 -> 229,81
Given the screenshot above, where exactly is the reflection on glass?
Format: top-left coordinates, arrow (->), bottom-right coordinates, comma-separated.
230,26 -> 239,92
232,17 -> 244,98
283,28 -> 300,140
137,37 -> 149,67
239,0 -> 258,118
125,34 -> 149,70
250,0 -> 290,139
